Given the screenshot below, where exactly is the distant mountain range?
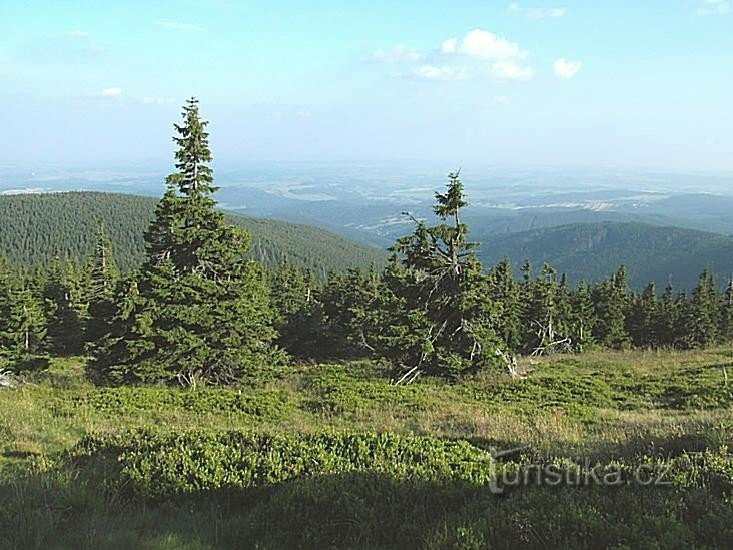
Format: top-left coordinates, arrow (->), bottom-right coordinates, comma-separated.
479,222 -> 733,290
0,192 -> 385,276
2,190 -> 732,291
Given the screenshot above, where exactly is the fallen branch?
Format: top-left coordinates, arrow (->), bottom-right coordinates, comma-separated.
394,364 -> 422,386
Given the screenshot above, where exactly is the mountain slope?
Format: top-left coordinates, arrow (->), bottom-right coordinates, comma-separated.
0,192 -> 385,276
479,221 -> 733,290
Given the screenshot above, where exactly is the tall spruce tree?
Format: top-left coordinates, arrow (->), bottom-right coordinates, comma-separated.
91,98 -> 280,385
386,172 -> 503,381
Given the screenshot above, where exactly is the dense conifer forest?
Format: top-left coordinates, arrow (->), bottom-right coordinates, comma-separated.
479,220 -> 733,291
3,99 -> 733,549
0,191 -> 385,275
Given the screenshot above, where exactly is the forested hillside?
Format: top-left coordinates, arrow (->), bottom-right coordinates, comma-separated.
480,221 -> 733,290
0,191 -> 384,276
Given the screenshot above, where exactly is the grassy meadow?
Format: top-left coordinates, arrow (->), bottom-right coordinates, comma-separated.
2,349 -> 733,548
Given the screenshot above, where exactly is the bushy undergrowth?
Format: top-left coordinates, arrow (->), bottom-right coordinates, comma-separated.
2,430 -> 733,549
68,429 -> 494,498
2,350 -> 733,548
55,387 -> 293,420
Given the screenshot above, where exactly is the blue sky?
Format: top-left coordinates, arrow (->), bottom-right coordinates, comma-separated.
1,0 -> 731,171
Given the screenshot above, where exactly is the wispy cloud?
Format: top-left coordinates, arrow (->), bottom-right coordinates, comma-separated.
66,30 -> 89,38
376,28 -> 535,82
443,29 -> 534,81
98,87 -> 123,97
412,64 -> 468,80
553,58 -> 582,79
491,60 -> 535,80
370,45 -> 424,63
697,0 -> 730,16
508,3 -> 567,19
156,20 -> 201,31
446,29 -> 527,60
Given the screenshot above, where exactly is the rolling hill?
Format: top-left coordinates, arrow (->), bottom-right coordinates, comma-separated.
3,192 -> 732,291
479,221 -> 733,290
0,192 -> 385,276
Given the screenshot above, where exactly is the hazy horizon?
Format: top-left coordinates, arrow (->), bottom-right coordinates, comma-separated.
2,1 -> 732,172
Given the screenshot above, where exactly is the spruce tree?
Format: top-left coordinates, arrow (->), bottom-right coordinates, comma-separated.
569,281 -> 597,351
0,256 -> 14,353
487,258 -> 522,351
43,257 -> 84,355
655,281 -> 677,348
386,172 -> 503,381
85,221 -> 120,348
3,285 -> 46,359
592,266 -> 631,349
270,259 -> 325,357
721,278 -> 733,343
627,282 -> 659,348
92,98 -> 280,385
689,269 -> 720,347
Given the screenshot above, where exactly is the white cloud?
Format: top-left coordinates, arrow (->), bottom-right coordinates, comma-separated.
459,29 -> 526,60
156,20 -> 201,31
526,7 -> 567,19
553,58 -> 582,79
374,28 -> 533,83
370,44 -> 423,63
413,64 -> 467,80
697,0 -> 730,15
491,61 -> 535,80
508,3 -> 567,19
494,95 -> 511,104
441,38 -> 457,54
66,30 -> 89,38
99,87 -> 123,97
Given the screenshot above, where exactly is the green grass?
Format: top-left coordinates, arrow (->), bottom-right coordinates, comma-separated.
1,349 -> 733,548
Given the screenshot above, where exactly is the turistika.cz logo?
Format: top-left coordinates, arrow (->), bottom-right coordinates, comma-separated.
483,446 -> 673,495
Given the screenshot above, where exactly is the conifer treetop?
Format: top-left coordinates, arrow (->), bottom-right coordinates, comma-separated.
168,97 -> 216,196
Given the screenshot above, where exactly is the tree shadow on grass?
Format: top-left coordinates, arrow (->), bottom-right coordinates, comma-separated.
2,459 -> 733,549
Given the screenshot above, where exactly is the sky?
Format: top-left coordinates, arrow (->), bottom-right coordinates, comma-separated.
1,0 -> 732,172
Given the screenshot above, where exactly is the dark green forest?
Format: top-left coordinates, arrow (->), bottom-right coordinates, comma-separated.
480,221 -> 733,290
0,191 -> 384,276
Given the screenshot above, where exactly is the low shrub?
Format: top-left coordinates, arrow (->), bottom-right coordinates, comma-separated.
52,387 -> 293,420
68,430 -> 495,498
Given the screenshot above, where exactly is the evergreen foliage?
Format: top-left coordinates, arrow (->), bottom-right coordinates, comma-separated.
375,172 -> 504,380
90,99 -> 281,385
0,192 -> 384,276
0,120 -> 732,378
85,222 -> 120,349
